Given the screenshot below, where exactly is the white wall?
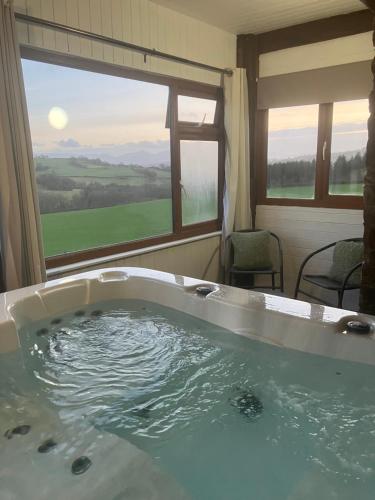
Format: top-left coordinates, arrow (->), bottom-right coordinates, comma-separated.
256,205 -> 363,309
259,32 -> 373,78
14,0 -> 236,86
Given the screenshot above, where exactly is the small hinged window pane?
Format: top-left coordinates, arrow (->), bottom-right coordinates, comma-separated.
178,95 -> 217,124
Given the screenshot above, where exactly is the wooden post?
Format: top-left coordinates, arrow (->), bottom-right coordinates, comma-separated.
359,2 -> 375,314
237,34 -> 259,229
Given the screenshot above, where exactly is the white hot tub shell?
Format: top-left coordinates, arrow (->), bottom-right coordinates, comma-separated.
0,267 -> 374,500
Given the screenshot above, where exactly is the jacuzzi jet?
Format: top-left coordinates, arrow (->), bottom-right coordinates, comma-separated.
132,401 -> 155,419
36,328 -> 49,337
230,388 -> 263,420
91,309 -> 103,317
4,424 -> 31,439
346,320 -> 371,335
71,456 -> 92,475
38,438 -> 57,453
51,318 -> 62,325
196,286 -> 214,297
74,310 -> 86,317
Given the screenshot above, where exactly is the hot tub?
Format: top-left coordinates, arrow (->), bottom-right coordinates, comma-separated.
0,267 -> 374,500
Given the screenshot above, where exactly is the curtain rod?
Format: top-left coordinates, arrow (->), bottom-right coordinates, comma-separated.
15,12 -> 233,76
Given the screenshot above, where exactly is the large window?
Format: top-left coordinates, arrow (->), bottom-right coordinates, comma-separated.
258,98 -> 368,209
21,50 -> 224,266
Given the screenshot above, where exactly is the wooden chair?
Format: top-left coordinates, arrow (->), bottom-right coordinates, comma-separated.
227,229 -> 284,292
294,238 -> 363,308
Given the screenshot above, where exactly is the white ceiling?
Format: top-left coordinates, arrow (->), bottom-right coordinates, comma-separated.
151,0 -> 367,35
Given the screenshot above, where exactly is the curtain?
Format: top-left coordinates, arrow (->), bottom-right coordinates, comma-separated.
0,0 -> 46,291
221,68 -> 251,273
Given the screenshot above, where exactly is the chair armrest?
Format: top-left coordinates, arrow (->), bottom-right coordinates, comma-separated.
294,241 -> 338,298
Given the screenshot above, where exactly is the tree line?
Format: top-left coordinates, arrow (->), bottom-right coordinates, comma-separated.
37,174 -> 170,214
267,152 -> 365,188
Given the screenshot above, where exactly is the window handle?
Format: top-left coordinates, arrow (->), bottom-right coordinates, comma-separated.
180,181 -> 187,197
322,140 -> 327,162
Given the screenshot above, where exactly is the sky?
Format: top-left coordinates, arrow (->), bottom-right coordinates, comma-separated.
268,101 -> 369,161
22,58 -> 171,164
22,59 -> 217,166
22,59 -> 369,164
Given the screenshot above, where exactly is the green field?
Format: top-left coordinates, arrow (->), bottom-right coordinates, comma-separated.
36,156 -> 218,256
41,199 -> 173,256
36,157 -> 170,186
267,183 -> 363,199
38,156 -> 362,257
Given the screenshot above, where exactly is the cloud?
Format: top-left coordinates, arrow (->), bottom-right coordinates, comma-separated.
57,138 -> 81,148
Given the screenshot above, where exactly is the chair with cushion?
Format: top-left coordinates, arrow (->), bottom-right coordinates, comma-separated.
227,229 -> 284,293
294,238 -> 363,308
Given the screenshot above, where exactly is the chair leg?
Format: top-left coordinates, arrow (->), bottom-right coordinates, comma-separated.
271,274 -> 275,290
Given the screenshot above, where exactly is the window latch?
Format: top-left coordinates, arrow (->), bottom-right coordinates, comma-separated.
180,181 -> 187,197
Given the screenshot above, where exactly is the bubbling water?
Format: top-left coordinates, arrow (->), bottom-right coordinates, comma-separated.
8,300 -> 375,500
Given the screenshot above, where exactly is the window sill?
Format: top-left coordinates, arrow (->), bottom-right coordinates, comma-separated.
47,230 -> 221,278
258,196 -> 363,210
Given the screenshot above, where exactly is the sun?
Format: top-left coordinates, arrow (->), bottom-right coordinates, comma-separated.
48,107 -> 68,130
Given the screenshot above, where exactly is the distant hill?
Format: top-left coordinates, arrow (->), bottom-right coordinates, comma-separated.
269,147 -> 366,165
35,140 -> 171,167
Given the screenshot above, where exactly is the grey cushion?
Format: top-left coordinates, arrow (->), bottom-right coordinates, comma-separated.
231,231 -> 272,270
329,241 -> 363,286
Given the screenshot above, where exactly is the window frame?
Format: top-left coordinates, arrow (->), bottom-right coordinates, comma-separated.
256,102 -> 365,210
21,46 -> 225,268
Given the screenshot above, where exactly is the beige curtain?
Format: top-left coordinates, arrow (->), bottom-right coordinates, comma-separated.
0,0 -> 46,291
221,68 -> 251,271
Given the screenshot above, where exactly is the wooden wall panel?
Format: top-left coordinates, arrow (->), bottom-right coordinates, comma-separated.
15,0 -> 236,85
53,0 -> 68,52
77,0 -> 92,58
15,0 -> 29,43
50,236 -> 221,283
40,0 -> 55,50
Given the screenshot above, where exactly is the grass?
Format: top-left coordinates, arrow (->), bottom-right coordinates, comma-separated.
329,183 -> 363,196
267,183 -> 363,199
41,199 -> 173,257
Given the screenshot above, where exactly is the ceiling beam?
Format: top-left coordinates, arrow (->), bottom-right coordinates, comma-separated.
360,1 -> 375,13
254,10 -> 372,54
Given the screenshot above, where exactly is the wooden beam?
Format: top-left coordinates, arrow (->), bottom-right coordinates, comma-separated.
360,13 -> 375,314
256,10 -> 372,54
360,1 -> 375,14
237,34 -> 258,228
